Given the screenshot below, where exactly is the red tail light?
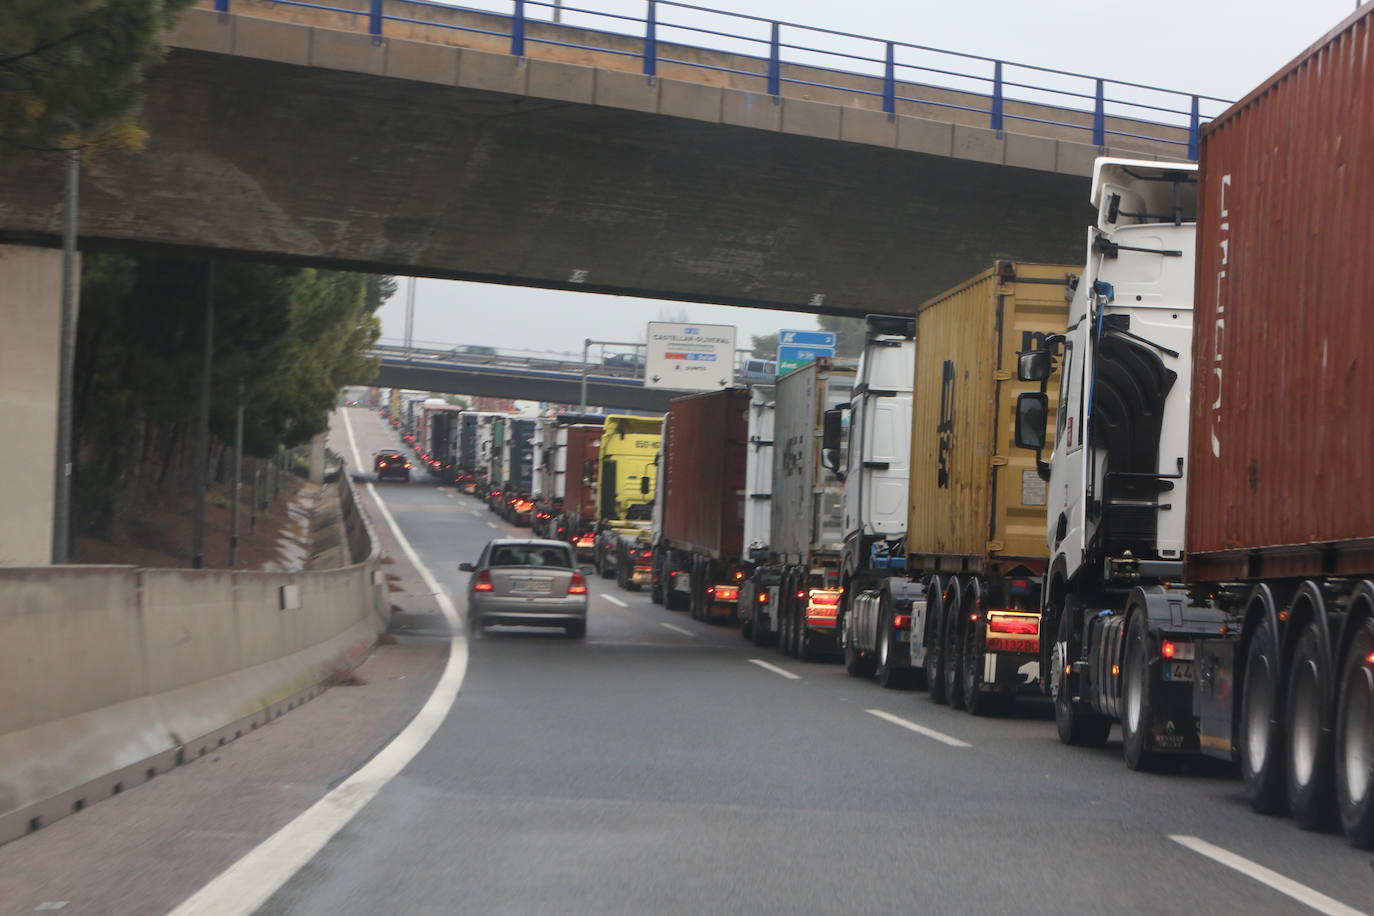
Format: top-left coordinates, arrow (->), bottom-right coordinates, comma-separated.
576,533 -> 594,547
1162,640 -> 1176,659
379,461 -> 389,467
988,615 -> 1039,635
893,614 -> 912,629
758,591 -> 769,604
473,570 -> 493,592
808,590 -> 840,606
733,570 -> 744,580
404,462 -> 412,469
714,585 -> 740,602
568,573 -> 587,595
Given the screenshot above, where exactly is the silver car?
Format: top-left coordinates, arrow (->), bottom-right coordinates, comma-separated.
460,539 -> 589,638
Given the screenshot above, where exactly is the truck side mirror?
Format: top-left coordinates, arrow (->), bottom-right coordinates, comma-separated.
1017,350 -> 1054,383
1014,392 -> 1052,481
1015,392 -> 1048,450
821,407 -> 846,479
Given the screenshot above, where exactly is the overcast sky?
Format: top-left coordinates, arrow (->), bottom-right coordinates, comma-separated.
377,0 -> 1363,356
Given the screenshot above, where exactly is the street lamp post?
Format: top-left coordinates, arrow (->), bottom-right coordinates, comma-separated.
579,337 -> 591,412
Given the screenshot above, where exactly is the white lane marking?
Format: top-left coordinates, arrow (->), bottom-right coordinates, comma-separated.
865,708 -> 972,748
660,622 -> 694,637
486,521 -> 498,529
470,510 -> 481,517
168,410 -> 471,916
602,594 -> 628,607
1168,836 -> 1370,916
748,658 -> 801,680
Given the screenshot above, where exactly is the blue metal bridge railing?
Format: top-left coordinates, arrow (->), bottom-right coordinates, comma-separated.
210,0 -> 1230,159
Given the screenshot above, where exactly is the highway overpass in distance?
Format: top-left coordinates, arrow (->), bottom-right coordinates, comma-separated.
368,345 -> 685,411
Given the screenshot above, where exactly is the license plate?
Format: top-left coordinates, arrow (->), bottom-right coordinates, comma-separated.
1163,661 -> 1194,682
511,577 -> 552,594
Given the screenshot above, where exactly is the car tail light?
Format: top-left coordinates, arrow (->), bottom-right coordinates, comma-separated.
809,591 -> 840,606
576,533 -> 594,547
404,462 -> 412,469
988,615 -> 1039,636
473,570 -> 493,592
378,461 -> 389,467
893,614 -> 912,629
568,573 -> 587,595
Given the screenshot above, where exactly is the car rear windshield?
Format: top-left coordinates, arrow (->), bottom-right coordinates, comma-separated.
488,545 -> 572,568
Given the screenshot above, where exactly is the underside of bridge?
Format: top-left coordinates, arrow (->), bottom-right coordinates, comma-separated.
0,41 -> 1090,316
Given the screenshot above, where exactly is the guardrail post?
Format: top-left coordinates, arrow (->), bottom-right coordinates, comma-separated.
512,0 -> 526,57
643,0 -> 657,77
1092,78 -> 1105,149
882,42 -> 895,116
991,60 -> 1004,132
1187,95 -> 1200,160
369,0 -> 382,38
767,22 -> 780,98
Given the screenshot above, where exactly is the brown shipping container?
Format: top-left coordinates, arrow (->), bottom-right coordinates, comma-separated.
908,262 -> 1074,571
563,426 -> 601,523
1188,6 -> 1374,580
662,388 -> 750,560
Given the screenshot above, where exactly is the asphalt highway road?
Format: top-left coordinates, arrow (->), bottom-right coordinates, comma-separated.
251,408 -> 1372,915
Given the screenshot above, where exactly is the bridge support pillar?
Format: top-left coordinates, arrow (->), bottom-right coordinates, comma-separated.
0,245 -> 68,565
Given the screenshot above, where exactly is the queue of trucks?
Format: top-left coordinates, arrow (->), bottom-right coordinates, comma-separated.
375,8 -> 1374,850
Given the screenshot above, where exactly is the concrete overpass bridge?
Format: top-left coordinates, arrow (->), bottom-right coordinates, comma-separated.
0,0 -> 1221,316
368,344 -> 678,411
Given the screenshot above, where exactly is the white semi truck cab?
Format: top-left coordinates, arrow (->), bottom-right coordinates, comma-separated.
1015,158 -> 1226,762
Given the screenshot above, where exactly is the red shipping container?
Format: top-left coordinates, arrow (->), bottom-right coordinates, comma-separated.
563,426 -> 601,524
662,389 -> 750,560
1188,5 -> 1374,580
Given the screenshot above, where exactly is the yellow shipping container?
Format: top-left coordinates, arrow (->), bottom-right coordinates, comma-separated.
907,261 -> 1073,572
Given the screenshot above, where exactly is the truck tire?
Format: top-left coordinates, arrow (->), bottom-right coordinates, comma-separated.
843,613 -> 877,678
1053,597 -> 1111,747
876,616 -> 912,689
1240,612 -> 1289,815
779,570 -> 797,658
739,589 -> 754,641
943,580 -> 966,710
1335,613 -> 1374,848
1285,620 -> 1337,830
925,579 -> 948,705
962,608 -> 1005,715
1122,611 -> 1163,770
598,547 -> 615,579
798,621 -> 820,663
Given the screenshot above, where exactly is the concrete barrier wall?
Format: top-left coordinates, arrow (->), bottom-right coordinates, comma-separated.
0,477 -> 387,845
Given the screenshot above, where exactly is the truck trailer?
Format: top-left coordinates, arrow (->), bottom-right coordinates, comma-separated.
652,389 -> 752,620
1017,9 -> 1374,848
903,261 -> 1074,714
746,361 -> 855,659
735,386 -> 776,644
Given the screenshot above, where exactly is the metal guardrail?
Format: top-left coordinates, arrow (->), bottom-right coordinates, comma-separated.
209,0 -> 1229,158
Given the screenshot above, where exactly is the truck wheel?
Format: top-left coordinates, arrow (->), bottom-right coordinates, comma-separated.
1286,620 -> 1337,830
779,572 -> 798,658
598,549 -> 614,579
1335,614 -> 1374,848
876,615 -> 912,689
1053,598 -> 1111,747
650,572 -> 664,606
740,594 -> 754,641
1122,611 -> 1162,770
1240,612 -> 1289,815
798,622 -> 819,663
943,581 -> 966,710
962,611 -> 1003,715
843,613 -> 877,678
752,606 -> 770,647
925,581 -> 948,705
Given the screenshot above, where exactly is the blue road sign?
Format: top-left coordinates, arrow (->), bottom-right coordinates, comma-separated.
779,329 -> 837,348
777,343 -> 835,376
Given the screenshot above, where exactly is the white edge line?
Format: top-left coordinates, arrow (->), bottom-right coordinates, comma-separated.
748,658 -> 801,680
1168,835 -> 1369,916
865,708 -> 972,748
660,622 -> 694,637
602,594 -> 628,607
166,409 -> 470,916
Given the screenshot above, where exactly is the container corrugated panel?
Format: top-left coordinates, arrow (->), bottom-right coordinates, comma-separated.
663,389 -> 750,559
560,426 -> 601,520
1188,6 -> 1374,578
771,360 -> 856,562
908,262 -> 1074,570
